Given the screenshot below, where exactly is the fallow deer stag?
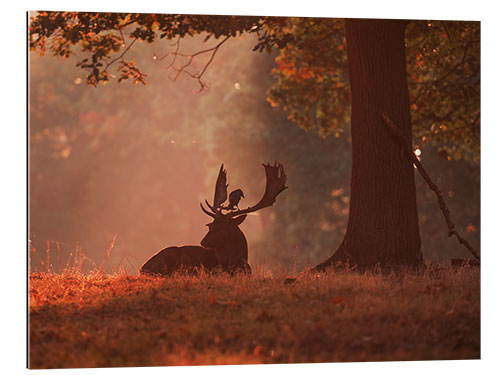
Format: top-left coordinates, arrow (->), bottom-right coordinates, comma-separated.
139,162 -> 287,276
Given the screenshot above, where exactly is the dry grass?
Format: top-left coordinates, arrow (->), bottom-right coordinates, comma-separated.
28,265 -> 480,369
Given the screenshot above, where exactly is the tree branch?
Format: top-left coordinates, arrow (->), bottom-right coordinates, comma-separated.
104,35 -> 138,73
164,35 -> 231,91
440,21 -> 453,44
414,41 -> 471,101
154,35 -> 181,68
381,112 -> 480,260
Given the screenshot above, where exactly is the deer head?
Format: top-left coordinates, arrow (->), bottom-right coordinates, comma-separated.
199,163 -> 288,270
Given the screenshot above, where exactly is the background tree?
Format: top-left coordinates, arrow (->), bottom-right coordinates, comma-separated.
267,19 -> 480,160
29,12 -> 480,269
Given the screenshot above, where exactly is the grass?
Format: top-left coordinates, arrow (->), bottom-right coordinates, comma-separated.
28,264 -> 480,369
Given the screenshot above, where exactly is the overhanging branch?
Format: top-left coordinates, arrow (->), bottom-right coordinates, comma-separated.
155,35 -> 231,91
104,36 -> 138,73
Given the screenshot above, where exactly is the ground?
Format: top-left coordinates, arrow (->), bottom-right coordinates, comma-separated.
28,265 -> 480,369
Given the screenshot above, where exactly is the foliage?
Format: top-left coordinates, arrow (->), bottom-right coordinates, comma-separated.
29,266 -> 480,368
406,21 -> 480,160
266,18 -> 350,138
267,19 -> 480,160
29,12 -> 267,86
29,13 -> 480,160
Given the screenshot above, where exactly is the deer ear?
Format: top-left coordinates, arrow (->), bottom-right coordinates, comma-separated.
232,215 -> 247,226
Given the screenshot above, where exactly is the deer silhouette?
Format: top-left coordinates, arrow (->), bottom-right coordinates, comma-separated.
139,162 -> 287,276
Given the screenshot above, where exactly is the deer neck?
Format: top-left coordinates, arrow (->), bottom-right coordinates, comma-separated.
216,228 -> 248,266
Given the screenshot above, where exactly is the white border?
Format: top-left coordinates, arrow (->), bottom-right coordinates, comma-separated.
4,1 -> 499,374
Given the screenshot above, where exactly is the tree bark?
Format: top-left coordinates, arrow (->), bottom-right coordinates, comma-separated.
315,19 -> 423,270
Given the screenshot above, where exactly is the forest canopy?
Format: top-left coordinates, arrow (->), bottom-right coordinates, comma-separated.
29,12 -> 480,161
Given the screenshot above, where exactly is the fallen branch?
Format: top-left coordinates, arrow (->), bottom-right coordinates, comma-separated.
381,112 -> 480,260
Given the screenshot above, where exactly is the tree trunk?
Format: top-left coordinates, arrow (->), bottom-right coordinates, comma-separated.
315,19 -> 423,270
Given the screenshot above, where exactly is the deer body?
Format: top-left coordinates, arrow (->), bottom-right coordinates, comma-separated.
139,246 -> 218,275
140,163 -> 287,277
140,215 -> 250,275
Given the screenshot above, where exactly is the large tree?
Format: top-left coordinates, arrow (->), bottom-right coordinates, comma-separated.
315,19 -> 422,268
29,13 -> 480,268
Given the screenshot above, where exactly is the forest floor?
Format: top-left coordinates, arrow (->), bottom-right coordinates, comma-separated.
28,265 -> 480,369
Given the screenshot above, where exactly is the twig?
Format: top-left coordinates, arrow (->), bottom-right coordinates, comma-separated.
414,42 -> 470,102
74,241 -> 80,273
170,35 -> 231,91
82,254 -> 99,270
440,21 -> 453,44
46,240 -> 51,273
154,35 -> 181,68
103,36 -> 138,73
381,112 -> 480,260
64,252 -> 73,274
99,234 -> 117,272
29,241 -> 43,273
56,241 -> 61,274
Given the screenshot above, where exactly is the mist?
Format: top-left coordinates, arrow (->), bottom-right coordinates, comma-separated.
28,33 -> 479,273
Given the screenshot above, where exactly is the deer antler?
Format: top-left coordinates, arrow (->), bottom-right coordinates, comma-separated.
225,162 -> 288,219
200,202 -> 216,218
213,164 -> 228,210
201,164 -> 228,217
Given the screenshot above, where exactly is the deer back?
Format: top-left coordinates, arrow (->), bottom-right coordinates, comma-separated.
139,246 -> 218,275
